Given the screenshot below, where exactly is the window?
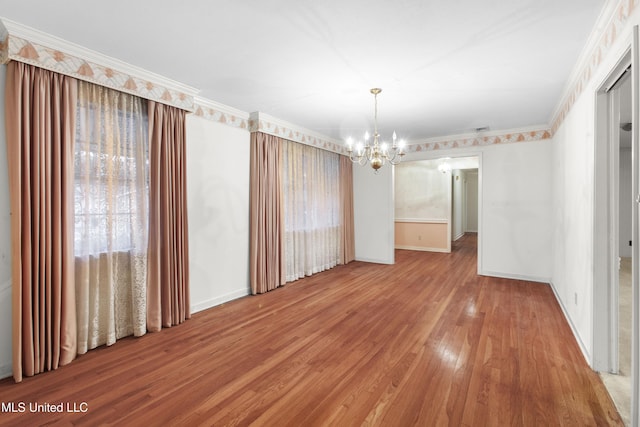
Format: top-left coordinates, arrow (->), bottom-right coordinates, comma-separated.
74,84 -> 149,256
73,81 -> 150,352
281,140 -> 341,281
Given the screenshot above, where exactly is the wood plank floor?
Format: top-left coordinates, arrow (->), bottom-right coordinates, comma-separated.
0,234 -> 622,426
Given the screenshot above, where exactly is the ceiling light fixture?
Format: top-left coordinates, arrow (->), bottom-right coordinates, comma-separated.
346,88 -> 405,171
438,157 -> 452,174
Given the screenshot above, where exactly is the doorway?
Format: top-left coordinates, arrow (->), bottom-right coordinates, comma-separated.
598,65 -> 633,426
394,155 -> 479,256
452,168 -> 478,242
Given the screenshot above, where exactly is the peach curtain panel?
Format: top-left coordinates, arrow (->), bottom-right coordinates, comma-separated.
249,132 -> 285,294
5,61 -> 78,382
339,156 -> 355,264
147,101 -> 190,331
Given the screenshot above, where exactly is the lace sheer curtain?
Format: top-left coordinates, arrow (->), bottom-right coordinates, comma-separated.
282,140 -> 342,282
74,81 -> 149,354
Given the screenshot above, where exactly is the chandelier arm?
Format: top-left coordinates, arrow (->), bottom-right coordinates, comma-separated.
388,153 -> 406,165
387,147 -> 404,162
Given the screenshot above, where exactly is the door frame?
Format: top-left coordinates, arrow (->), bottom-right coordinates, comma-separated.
594,47 -> 630,371
594,27 -> 639,426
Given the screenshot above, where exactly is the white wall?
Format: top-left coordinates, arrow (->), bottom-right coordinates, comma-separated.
0,64 -> 12,379
186,115 -> 251,312
480,141 -> 552,281
353,163 -> 394,264
551,3 -> 640,368
395,160 -> 449,220
552,85 -> 597,362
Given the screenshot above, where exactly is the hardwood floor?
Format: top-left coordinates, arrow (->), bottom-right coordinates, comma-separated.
0,234 -> 622,426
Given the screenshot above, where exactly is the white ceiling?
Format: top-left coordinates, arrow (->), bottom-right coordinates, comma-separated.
0,0 -> 606,142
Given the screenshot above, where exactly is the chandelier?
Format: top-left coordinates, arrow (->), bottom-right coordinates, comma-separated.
346,88 -> 405,171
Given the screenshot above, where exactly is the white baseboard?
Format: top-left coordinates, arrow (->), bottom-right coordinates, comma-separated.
190,289 -> 249,314
478,269 -> 550,284
548,281 -> 592,367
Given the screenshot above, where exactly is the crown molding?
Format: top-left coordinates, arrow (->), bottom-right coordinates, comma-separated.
405,125 -> 551,153
552,0 -> 616,109
549,0 -> 638,134
0,17 -> 199,111
250,112 -> 347,155
193,96 -> 250,130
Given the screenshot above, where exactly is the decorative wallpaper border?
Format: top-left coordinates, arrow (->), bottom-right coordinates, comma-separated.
550,0 -> 639,135
194,97 -> 250,130
0,19 -> 198,112
405,127 -> 552,153
249,112 -> 347,155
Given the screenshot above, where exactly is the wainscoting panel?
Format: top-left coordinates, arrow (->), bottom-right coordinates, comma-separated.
395,219 -> 449,252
